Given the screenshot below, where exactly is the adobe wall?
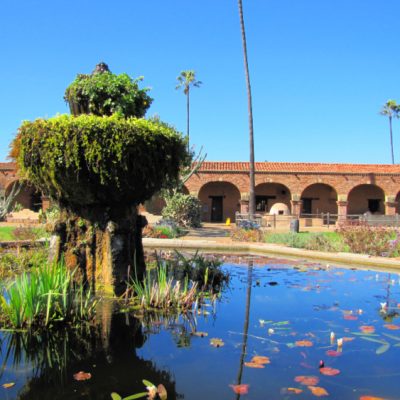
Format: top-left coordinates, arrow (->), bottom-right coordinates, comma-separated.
186,169 -> 400,221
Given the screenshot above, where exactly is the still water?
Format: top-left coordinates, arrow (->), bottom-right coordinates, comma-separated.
1,255 -> 400,399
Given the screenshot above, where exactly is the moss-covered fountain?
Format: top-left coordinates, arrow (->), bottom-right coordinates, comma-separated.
11,63 -> 187,295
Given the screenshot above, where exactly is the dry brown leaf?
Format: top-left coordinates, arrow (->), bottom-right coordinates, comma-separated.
73,371 -> 92,381
295,340 -> 313,347
308,386 -> 329,397
244,362 -> 265,368
251,355 -> 270,364
294,376 -> 319,386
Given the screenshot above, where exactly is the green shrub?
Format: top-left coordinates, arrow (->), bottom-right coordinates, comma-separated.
0,248 -> 49,279
336,223 -> 400,257
264,232 -> 345,252
231,228 -> 263,242
142,225 -> 180,239
162,193 -> 202,228
13,202 -> 23,212
64,64 -> 152,118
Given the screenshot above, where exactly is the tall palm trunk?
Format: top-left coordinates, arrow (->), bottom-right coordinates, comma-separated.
389,115 -> 394,164
238,0 -> 256,217
187,88 -> 190,151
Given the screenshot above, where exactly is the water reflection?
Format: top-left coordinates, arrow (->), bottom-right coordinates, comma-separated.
1,301 -> 180,400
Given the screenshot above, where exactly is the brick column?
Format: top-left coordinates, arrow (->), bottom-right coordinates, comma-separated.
290,200 -> 302,217
41,195 -> 51,212
240,199 -> 249,214
385,201 -> 397,215
336,200 -> 348,222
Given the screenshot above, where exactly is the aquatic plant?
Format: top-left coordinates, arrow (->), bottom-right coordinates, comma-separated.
0,247 -> 48,279
0,261 -> 96,329
111,379 -> 167,400
128,264 -> 199,312
127,251 -> 224,313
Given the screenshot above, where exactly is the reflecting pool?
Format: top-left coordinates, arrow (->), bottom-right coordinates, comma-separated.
1,255 -> 400,399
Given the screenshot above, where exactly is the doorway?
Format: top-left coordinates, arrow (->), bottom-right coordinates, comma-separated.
211,196 -> 223,222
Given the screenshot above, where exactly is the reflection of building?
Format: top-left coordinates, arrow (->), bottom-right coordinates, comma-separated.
184,162 -> 400,222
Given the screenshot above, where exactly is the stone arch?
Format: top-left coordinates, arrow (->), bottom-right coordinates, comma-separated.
5,180 -> 42,212
396,191 -> 400,214
254,183 -> 291,213
300,183 -> 338,215
181,185 -> 190,195
348,184 -> 385,215
198,181 -> 241,222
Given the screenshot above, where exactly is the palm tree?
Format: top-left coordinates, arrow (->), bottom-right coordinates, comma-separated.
380,99 -> 399,164
176,71 -> 202,150
238,0 -> 256,217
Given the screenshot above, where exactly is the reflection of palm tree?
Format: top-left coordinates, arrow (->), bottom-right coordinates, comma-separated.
235,261 -> 253,400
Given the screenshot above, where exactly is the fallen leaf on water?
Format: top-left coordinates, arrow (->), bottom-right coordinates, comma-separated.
287,387 -> 303,394
360,326 -> 375,333
230,384 -> 249,394
210,338 -> 224,347
192,331 -> 208,337
344,315 -> 358,321
384,324 -> 400,330
319,367 -> 340,376
359,396 -> 385,400
308,386 -> 329,397
294,376 -> 319,386
326,350 -> 342,357
343,337 -> 355,342
244,362 -> 265,368
376,343 -> 390,355
382,333 -> 400,341
295,340 -> 313,347
73,371 -> 92,381
251,355 -> 270,364
2,382 -> 15,389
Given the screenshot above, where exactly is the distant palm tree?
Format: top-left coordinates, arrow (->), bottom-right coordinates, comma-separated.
380,99 -> 400,164
176,71 -> 202,150
238,0 -> 256,217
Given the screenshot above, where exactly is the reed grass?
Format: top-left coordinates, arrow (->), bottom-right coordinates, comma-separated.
0,261 -> 96,329
127,251 -> 225,313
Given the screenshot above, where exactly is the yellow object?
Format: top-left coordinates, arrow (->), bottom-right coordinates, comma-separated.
225,218 -> 231,226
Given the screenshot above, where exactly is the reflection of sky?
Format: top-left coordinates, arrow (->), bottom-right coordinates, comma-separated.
1,261 -> 400,399
138,262 -> 400,400
0,335 -> 35,400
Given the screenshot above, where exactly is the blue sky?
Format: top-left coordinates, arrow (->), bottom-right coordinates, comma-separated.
1,0 -> 400,164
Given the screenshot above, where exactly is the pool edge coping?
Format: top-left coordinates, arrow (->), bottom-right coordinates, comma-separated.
143,238 -> 400,270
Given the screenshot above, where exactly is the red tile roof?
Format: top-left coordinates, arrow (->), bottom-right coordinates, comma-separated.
0,162 -> 16,170
197,162 -> 400,174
